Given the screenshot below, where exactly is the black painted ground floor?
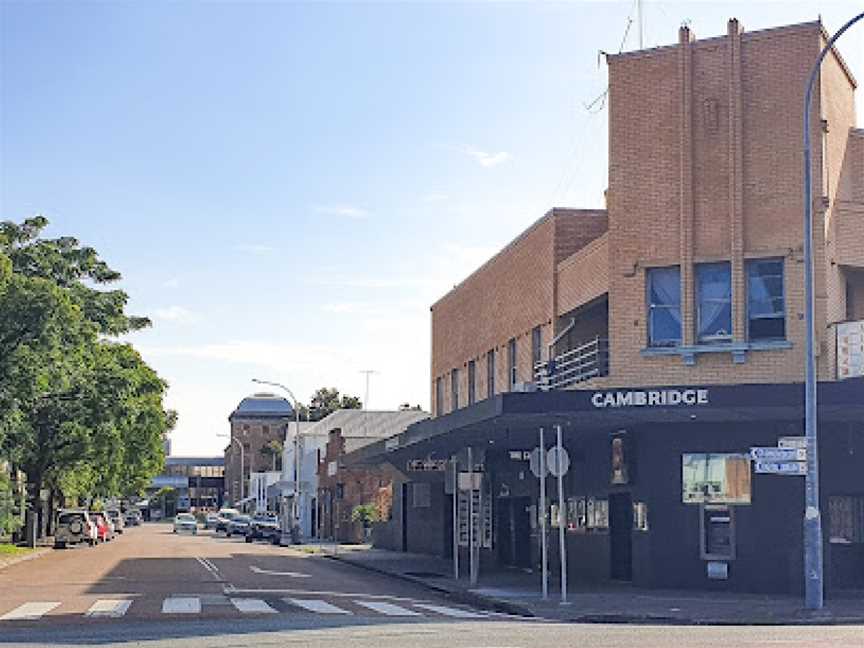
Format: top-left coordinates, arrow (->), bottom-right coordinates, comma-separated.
362,379 -> 864,594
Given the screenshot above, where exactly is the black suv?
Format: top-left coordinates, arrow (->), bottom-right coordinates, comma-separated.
245,513 -> 280,544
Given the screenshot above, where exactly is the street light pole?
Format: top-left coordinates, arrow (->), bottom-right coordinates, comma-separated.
253,379 -> 302,540
801,11 -> 863,611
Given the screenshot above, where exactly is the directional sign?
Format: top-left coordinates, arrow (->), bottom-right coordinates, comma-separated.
754,461 -> 807,475
546,447 -> 570,477
778,436 -> 807,450
529,447 -> 548,478
750,447 -> 806,462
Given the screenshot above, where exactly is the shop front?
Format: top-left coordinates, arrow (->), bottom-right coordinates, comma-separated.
358,378 -> 864,594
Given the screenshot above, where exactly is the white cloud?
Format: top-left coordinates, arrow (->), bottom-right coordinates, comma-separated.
163,277 -> 180,289
234,243 -> 276,255
313,204 -> 369,219
464,146 -> 513,168
152,306 -> 196,323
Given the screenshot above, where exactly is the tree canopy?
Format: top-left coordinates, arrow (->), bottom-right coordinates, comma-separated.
0,217 -> 174,520
307,387 -> 362,422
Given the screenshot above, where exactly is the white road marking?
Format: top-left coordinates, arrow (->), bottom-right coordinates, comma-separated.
412,603 -> 487,619
285,598 -> 353,615
230,598 -> 278,614
85,599 -> 132,618
249,565 -> 310,578
161,597 -> 201,614
195,557 -> 221,579
228,586 -> 429,603
1,602 -> 61,621
354,600 -> 422,616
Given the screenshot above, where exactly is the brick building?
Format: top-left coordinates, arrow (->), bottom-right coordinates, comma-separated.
224,393 -> 294,507
431,19 -> 863,413
361,19 -> 864,595
316,409 -> 429,543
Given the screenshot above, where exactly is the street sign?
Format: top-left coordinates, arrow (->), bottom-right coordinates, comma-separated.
750,447 -> 806,462
754,461 -> 807,475
529,447 -> 548,478
546,446 -> 570,477
778,436 -> 807,450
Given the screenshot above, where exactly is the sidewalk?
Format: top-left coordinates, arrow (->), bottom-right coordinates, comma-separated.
0,546 -> 51,572
324,545 -> 864,625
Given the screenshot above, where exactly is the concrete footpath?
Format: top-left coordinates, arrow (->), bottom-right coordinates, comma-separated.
322,545 -> 864,625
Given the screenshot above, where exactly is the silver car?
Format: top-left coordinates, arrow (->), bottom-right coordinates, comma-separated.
173,512 -> 198,534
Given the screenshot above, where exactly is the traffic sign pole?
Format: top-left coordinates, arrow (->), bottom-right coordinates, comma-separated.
539,427 -> 548,601
556,424 -> 568,604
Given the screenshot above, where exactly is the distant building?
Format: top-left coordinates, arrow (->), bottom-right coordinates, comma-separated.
225,393 -> 294,507
148,456 -> 224,512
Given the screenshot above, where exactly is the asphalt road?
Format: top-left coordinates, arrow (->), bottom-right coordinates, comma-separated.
0,523 -> 861,647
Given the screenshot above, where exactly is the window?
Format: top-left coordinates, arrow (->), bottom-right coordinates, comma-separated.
647,266 -> 682,346
682,453 -> 751,504
696,262 -> 732,342
486,350 -> 495,398
450,368 -> 459,411
335,483 -> 344,500
467,360 -> 476,406
829,496 -> 864,544
532,326 -> 543,368
435,377 -> 444,416
507,338 -> 517,389
747,259 -> 785,340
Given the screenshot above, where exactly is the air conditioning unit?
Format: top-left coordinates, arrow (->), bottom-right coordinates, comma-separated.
511,382 -> 537,393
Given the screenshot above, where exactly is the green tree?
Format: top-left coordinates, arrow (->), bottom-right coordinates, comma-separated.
0,217 -> 173,534
307,387 -> 362,422
260,438 -> 283,472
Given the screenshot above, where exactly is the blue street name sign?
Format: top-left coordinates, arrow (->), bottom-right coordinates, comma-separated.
754,461 -> 808,475
750,447 -> 806,462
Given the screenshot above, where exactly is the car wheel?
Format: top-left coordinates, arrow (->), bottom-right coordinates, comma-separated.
245,535 -> 253,543
226,532 -> 231,538
54,542 -> 66,549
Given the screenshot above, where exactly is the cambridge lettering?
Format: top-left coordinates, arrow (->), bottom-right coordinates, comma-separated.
591,389 -> 709,408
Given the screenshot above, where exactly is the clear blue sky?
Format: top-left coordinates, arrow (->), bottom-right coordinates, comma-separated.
2,1 -> 861,456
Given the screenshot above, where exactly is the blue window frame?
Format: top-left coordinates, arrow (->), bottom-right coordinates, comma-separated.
747,259 -> 785,340
696,262 -> 732,343
647,266 -> 682,347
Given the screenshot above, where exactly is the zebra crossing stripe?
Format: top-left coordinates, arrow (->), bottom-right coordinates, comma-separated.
85,599 -> 132,618
1,602 -> 61,621
353,600 -> 422,616
284,598 -> 352,615
412,603 -> 486,619
161,597 -> 201,614
230,598 -> 277,614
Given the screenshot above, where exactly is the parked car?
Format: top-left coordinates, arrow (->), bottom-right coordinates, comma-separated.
90,512 -> 113,543
54,510 -> 98,548
214,508 -> 240,533
226,514 -> 251,537
123,509 -> 141,526
173,512 -> 198,534
106,509 -> 125,534
204,512 -> 220,529
245,513 -> 280,543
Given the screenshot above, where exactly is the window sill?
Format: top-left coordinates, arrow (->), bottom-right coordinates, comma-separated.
640,340 -> 792,365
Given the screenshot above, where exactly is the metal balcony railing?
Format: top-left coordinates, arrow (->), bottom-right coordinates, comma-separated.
534,336 -> 610,391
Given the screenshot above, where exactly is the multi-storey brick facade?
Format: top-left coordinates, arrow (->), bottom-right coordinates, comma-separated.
225,394 -> 292,506
431,19 -> 863,410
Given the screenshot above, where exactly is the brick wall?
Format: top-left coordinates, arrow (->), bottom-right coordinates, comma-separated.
604,20 -> 858,387
556,233 -> 610,316
430,209 -> 606,414
224,419 -> 287,505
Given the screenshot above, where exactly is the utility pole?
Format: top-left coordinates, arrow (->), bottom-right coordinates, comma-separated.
359,370 -> 378,409
801,10 -> 864,611
636,0 -> 644,49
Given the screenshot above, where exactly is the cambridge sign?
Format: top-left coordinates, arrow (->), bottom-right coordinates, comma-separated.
591,388 -> 709,408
